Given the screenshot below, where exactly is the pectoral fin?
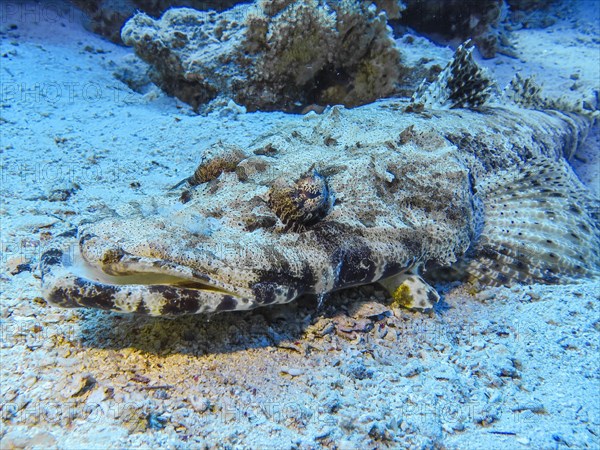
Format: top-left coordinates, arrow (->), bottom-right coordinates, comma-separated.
461,157 -> 599,287
379,273 -> 440,311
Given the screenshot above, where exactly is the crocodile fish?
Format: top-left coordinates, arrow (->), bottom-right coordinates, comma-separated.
40,48 -> 600,316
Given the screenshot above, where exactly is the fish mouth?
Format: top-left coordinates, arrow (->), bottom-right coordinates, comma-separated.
40,246 -> 258,316
73,250 -> 244,296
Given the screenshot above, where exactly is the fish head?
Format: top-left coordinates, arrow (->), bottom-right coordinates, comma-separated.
41,111 -> 476,316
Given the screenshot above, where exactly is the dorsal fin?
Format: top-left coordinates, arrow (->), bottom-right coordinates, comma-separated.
460,157 -> 599,287
410,40 -> 495,110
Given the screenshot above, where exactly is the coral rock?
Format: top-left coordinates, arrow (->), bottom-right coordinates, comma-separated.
71,0 -> 245,44
121,1 -> 405,112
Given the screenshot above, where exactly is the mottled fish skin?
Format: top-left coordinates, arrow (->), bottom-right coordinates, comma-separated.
39,98 -> 599,316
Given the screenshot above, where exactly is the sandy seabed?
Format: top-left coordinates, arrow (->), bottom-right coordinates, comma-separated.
1,1 -> 599,448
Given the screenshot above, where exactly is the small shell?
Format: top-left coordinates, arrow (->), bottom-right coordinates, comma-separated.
189,142 -> 247,185
268,169 -> 334,231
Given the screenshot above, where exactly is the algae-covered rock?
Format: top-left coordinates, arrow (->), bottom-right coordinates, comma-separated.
121,0 -> 405,112
71,0 -> 246,43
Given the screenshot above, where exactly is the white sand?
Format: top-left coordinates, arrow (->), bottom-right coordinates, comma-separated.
1,1 -> 598,448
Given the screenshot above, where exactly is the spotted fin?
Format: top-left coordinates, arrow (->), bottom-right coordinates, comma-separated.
410,40 -> 495,110
379,273 -> 440,311
463,158 -> 600,287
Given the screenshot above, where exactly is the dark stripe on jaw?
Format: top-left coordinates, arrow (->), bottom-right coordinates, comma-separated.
154,286 -> 201,315
215,295 -> 238,311
252,261 -> 316,302
47,286 -> 84,308
252,282 -> 279,305
73,278 -> 118,310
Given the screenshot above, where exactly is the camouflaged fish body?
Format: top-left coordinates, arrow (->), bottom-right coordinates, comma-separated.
40,101 -> 599,316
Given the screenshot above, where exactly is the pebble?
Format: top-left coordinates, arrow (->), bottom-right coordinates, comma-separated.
351,301 -> 391,321
472,340 -> 486,350
319,322 -> 335,336
452,422 -> 465,431
23,376 -> 37,388
442,422 -> 454,434
320,392 -> 342,413
352,318 -> 374,333
384,329 -> 397,342
400,360 -> 423,378
313,428 -> 333,440
6,256 -> 29,275
190,395 -> 211,413
0,431 -> 29,449
338,439 -> 358,450
344,360 -> 373,380
512,400 -> 545,414
475,290 -> 495,301
62,374 -> 96,398
86,387 -> 108,404
29,432 -> 58,447
280,367 -> 305,377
